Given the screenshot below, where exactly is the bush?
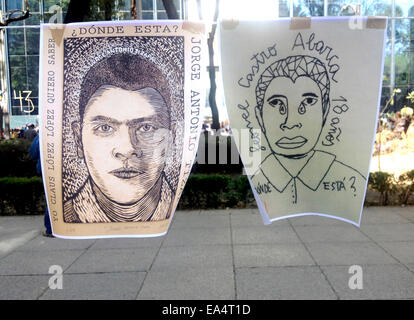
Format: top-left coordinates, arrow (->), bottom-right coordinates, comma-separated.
178,174 -> 254,209
0,177 -> 46,215
179,174 -> 231,209
368,171 -> 396,205
191,135 -> 243,174
0,139 -> 37,177
396,170 -> 414,205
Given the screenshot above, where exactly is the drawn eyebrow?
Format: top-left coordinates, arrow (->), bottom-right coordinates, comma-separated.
90,116 -> 121,126
126,116 -> 161,127
267,94 -> 287,102
302,92 -> 318,97
89,115 -> 169,128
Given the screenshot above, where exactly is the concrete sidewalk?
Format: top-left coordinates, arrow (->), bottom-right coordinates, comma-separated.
0,206 -> 414,300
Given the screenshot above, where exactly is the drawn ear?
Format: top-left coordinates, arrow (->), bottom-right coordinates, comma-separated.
255,105 -> 265,134
71,121 -> 84,158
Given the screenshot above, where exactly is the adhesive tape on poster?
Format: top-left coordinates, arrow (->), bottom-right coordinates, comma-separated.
366,16 -> 387,29
182,21 -> 205,34
221,19 -> 239,30
290,17 -> 311,30
49,24 -> 66,47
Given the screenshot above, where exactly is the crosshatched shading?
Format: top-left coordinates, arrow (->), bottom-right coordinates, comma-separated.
62,36 -> 184,223
256,55 -> 331,126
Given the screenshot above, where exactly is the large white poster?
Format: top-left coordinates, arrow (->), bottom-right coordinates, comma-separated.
219,17 -> 387,226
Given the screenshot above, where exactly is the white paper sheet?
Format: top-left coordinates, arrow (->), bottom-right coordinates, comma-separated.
219,17 -> 387,226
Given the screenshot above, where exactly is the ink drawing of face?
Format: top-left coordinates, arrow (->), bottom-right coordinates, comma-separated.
262,76 -> 324,158
75,86 -> 171,204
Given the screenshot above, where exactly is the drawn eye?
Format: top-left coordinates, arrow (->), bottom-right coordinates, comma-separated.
138,123 -> 156,133
299,96 -> 318,115
94,124 -> 114,135
268,98 -> 287,115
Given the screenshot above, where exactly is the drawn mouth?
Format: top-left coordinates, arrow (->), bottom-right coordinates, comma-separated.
275,136 -> 308,149
109,168 -> 144,179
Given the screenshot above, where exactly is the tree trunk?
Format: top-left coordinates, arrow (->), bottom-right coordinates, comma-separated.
64,0 -> 92,23
207,0 -> 220,130
131,0 -> 137,19
162,0 -> 179,19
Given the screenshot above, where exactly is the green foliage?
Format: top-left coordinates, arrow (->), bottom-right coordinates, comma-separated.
179,174 -> 231,209
396,170 -> 414,205
178,174 -> 253,209
0,177 -> 45,215
368,171 -> 396,205
191,136 -> 243,174
0,139 -> 37,177
87,0 -> 126,21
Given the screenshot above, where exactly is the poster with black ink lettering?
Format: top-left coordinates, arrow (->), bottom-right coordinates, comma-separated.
39,21 -> 206,238
219,17 -> 386,226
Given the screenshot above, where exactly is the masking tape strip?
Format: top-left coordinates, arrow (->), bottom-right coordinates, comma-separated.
366,16 -> 387,29
290,17 -> 311,30
182,21 -> 205,34
221,19 -> 239,30
49,24 -> 66,47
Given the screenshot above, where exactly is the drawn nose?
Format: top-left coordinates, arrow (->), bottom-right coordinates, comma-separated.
112,126 -> 144,161
112,148 -> 143,160
280,122 -> 303,131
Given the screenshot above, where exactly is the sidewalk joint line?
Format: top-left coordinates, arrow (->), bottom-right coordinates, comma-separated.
134,233 -> 166,299
358,227 -> 414,275
288,219 -> 340,300
36,239 -> 97,300
229,210 -> 238,300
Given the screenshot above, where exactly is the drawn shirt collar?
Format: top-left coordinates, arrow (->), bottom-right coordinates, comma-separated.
259,150 -> 336,192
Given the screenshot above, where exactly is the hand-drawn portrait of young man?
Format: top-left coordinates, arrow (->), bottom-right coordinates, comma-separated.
62,37 -> 184,223
251,55 -> 366,206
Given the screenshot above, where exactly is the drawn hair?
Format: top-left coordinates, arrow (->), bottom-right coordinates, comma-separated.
78,53 -> 172,124
255,55 -> 331,127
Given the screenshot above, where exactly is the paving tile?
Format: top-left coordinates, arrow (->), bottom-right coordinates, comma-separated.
230,209 -> 288,227
40,272 -> 146,300
0,250 -> 84,275
360,224 -> 414,242
151,245 -> 232,272
200,209 -> 236,215
16,235 -> 96,251
293,225 -> 370,243
137,266 -> 234,300
232,226 -> 301,245
0,230 -> 40,259
236,266 -> 337,300
306,242 -> 398,266
1,207 -> 414,300
89,237 -> 163,250
233,243 -> 314,268
288,214 -> 348,227
377,241 -> 414,264
170,211 -> 230,229
0,275 -> 49,300
65,248 -> 158,273
163,227 -> 231,247
0,216 -> 43,237
360,207 -> 412,224
322,265 -> 414,299
397,207 -> 414,223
